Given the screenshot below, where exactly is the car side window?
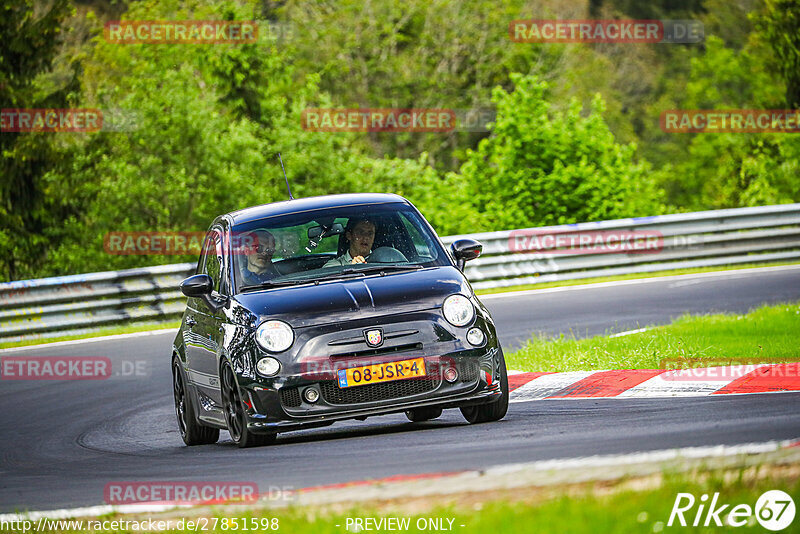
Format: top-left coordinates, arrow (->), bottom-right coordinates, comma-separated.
200,230 -> 223,294
400,213 -> 435,259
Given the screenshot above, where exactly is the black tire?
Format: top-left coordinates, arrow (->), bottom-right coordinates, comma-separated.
173,359 -> 219,446
405,407 -> 443,422
460,349 -> 509,424
221,362 -> 276,448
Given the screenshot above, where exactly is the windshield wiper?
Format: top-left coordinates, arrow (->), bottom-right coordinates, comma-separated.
343,264 -> 423,275
315,264 -> 422,281
312,270 -> 369,282
243,265 -> 425,289
239,279 -> 317,291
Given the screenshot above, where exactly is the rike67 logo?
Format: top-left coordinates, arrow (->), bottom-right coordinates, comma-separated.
668,490 -> 795,531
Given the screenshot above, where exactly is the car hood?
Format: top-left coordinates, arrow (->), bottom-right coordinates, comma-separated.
234,266 -> 469,328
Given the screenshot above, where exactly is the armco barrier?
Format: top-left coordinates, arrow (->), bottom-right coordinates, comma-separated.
1,204 -> 799,343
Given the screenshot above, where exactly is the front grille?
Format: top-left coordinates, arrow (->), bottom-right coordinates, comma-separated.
280,387 -> 302,408
320,376 -> 439,405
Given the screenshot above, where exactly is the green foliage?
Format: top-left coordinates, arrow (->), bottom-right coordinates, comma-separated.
3,0 -> 800,280
0,0 -> 78,281
754,0 -> 800,107
663,35 -> 800,210
459,74 -> 662,230
41,0 -> 364,275
281,0 -> 565,172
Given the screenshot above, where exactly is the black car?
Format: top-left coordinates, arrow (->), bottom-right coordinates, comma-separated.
172,193 -> 508,447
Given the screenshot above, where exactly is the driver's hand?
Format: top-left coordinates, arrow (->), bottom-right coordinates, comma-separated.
350,256 -> 366,264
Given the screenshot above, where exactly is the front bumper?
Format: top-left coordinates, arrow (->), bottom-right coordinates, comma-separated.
241,349 -> 502,434
227,310 -> 503,434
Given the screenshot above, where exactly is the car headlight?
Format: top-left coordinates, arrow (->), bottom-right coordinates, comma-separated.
442,294 -> 475,327
255,320 -> 294,352
256,357 -> 281,377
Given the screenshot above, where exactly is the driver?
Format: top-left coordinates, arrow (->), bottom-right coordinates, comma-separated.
240,229 -> 278,285
323,218 -> 376,267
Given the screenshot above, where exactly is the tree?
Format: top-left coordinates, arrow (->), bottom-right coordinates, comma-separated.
0,0 -> 78,280
458,73 -> 662,231
281,0 -> 567,172
755,0 -> 800,107
668,33 -> 800,210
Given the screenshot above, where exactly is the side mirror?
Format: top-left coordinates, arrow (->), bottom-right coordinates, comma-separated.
450,239 -> 482,271
180,274 -> 213,297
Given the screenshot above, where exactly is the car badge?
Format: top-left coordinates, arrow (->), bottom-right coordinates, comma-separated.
365,328 -> 383,347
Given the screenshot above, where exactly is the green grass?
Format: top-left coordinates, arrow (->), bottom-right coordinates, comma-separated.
506,301 -> 800,373
3,465 -> 796,533
0,320 -> 181,350
475,260 -> 800,296
217,471 -> 799,534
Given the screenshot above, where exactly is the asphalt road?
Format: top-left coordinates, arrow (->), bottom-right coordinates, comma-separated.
485,266 -> 800,349
1,266 -> 799,513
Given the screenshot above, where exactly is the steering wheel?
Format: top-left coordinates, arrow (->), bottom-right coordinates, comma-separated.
367,246 -> 408,263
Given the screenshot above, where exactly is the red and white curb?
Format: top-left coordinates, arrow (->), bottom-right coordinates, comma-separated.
508,363 -> 800,401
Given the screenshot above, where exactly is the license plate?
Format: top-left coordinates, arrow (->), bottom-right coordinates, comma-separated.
337,358 -> 426,388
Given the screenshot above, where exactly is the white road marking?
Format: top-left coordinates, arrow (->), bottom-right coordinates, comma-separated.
609,327 -> 649,338
510,371 -> 596,401
478,439 -> 799,474
0,329 -> 176,354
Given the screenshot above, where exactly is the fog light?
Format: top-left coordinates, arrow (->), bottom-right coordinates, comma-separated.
256,357 -> 281,377
443,367 -> 458,383
466,327 -> 485,346
303,387 -> 320,403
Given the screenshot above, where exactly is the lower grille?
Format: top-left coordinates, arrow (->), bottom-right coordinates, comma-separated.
459,361 -> 479,382
278,359 -> 480,409
280,387 -> 302,408
320,376 -> 439,405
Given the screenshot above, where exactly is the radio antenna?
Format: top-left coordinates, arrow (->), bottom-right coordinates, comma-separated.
278,153 -> 294,200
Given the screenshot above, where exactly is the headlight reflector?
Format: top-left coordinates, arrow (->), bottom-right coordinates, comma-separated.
256,356 -> 281,377
467,327 -> 485,346
255,320 -> 294,353
442,294 -> 475,327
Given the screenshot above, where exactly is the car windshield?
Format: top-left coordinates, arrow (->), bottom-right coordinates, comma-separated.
231,202 -> 449,292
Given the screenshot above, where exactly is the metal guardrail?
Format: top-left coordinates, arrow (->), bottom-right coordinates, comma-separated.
2,203 -> 799,343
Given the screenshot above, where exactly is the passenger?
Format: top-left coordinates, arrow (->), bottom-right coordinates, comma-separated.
240,230 -> 278,285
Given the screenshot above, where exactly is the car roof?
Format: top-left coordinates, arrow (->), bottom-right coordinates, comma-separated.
226,193 -> 411,225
